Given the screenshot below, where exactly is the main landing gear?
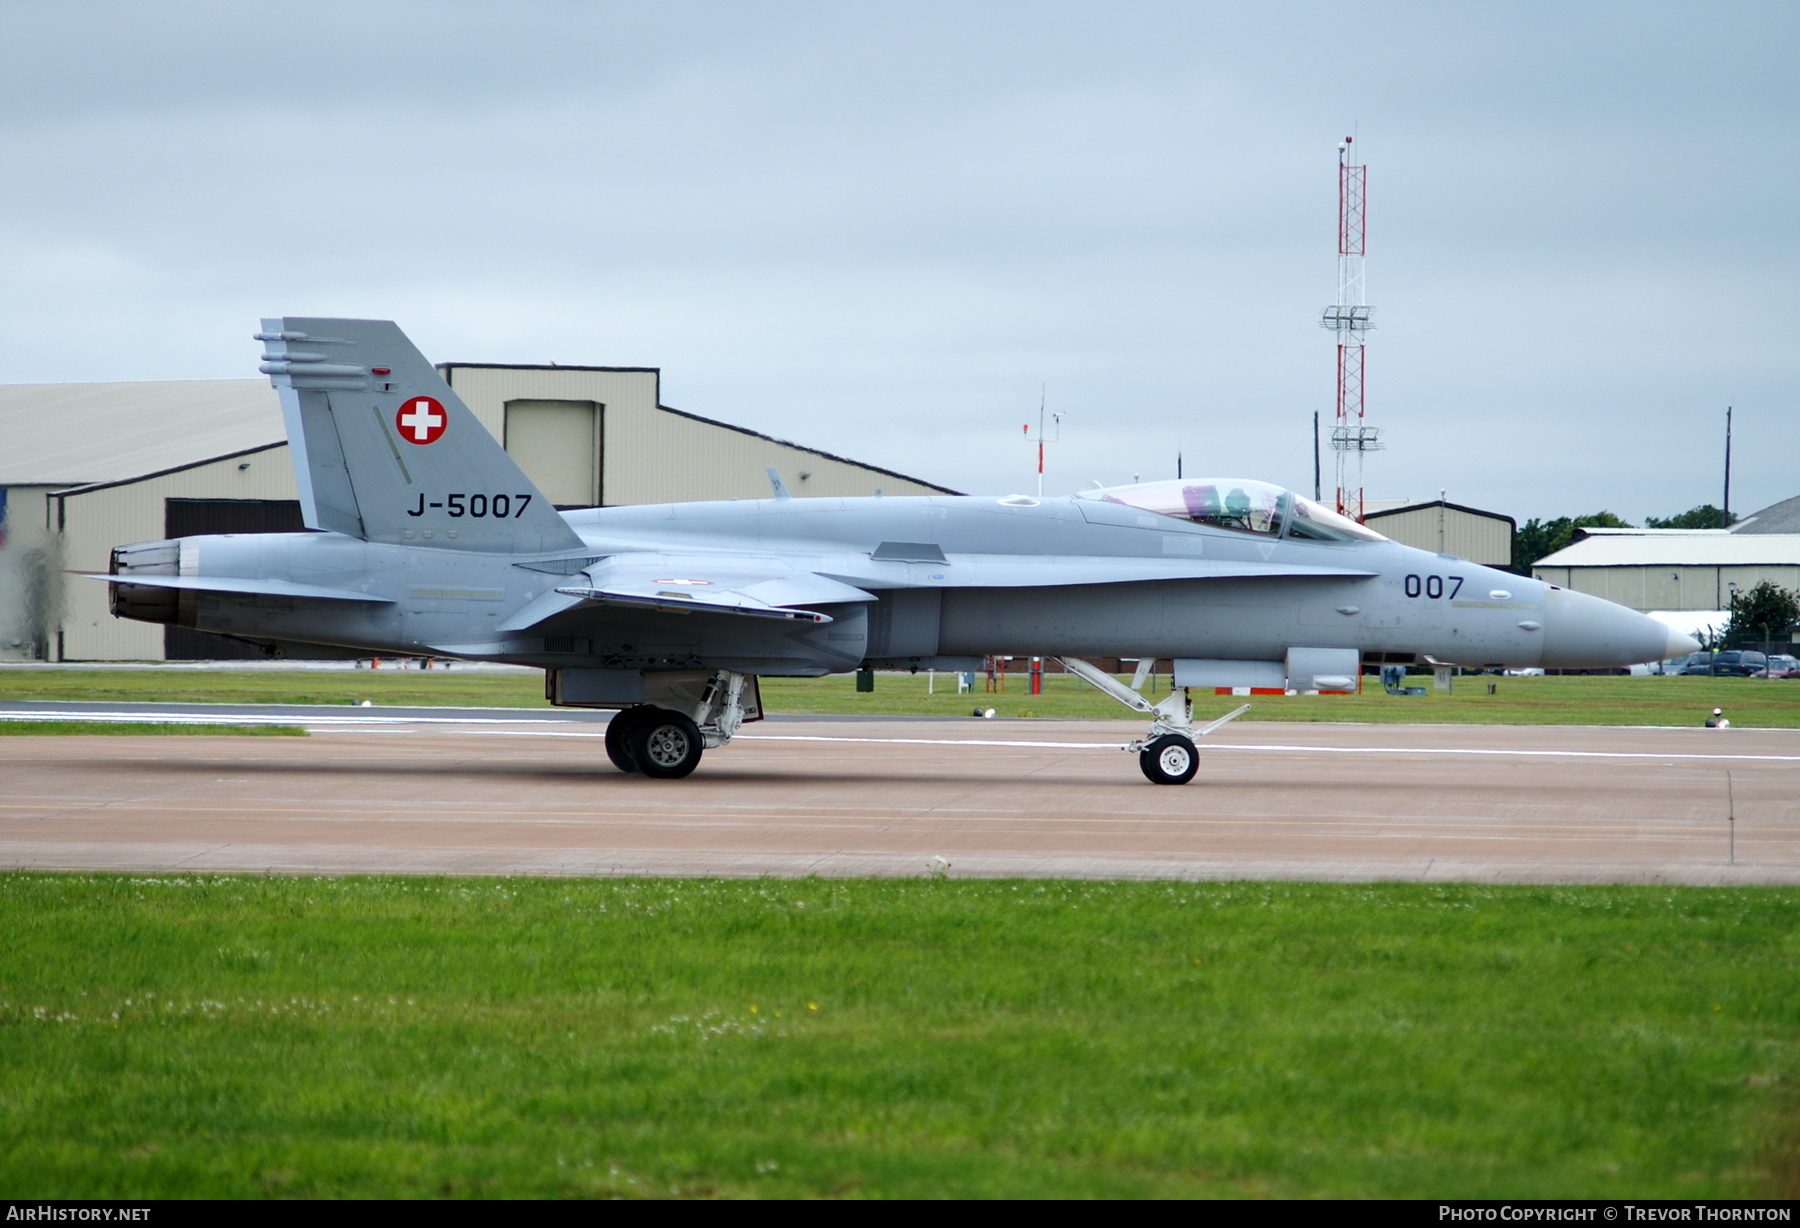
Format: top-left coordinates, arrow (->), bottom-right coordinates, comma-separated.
605,671 -> 759,780
604,707 -> 705,778
1054,658 -> 1249,785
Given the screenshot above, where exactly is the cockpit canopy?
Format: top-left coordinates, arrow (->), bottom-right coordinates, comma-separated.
1076,478 -> 1386,543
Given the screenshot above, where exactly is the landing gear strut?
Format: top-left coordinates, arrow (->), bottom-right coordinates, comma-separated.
1054,658 -> 1249,785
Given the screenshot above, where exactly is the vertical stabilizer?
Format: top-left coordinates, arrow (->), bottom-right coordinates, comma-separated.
259,318 -> 584,554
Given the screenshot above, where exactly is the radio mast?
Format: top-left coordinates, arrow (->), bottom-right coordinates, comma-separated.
1022,387 -> 1062,499
1321,136 -> 1379,521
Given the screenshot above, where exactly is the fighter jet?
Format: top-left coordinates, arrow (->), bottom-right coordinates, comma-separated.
97,318 -> 1699,784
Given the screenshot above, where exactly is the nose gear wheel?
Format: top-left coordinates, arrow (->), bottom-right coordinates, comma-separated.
1139,733 -> 1199,785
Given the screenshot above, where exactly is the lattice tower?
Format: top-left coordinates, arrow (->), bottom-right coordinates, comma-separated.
1319,137 -> 1380,521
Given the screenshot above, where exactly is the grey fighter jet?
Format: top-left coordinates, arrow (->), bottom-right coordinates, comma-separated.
98,318 -> 1698,784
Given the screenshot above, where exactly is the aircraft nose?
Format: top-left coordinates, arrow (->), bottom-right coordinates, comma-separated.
1540,587 -> 1685,670
1662,625 -> 1703,660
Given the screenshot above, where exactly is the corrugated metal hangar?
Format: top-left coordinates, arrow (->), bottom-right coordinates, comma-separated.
1361,499 -> 1514,568
1533,522 -> 1800,614
0,364 -> 955,661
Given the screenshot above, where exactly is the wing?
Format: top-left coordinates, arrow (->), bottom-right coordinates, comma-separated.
498,555 -> 876,632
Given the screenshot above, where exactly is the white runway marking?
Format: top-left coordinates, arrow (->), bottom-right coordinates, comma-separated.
740,734 -> 1127,750
736,733 -> 1800,763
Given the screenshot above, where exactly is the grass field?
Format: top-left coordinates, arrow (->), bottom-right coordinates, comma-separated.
0,667 -> 543,711
1,873 -> 1795,1199
3,666 -> 1799,727
0,721 -> 306,737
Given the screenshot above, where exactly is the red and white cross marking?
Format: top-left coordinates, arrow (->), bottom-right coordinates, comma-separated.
395,396 -> 447,445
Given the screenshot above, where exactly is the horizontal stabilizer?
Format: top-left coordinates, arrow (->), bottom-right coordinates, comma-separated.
85,573 -> 394,603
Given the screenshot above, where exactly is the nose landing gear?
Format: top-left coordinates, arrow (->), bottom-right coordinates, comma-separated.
1054,657 -> 1249,785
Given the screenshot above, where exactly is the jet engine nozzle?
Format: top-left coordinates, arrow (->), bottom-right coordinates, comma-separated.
108,539 -> 183,625
1540,587 -> 1700,670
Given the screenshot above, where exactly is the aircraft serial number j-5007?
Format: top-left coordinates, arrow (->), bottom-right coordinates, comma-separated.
98,319 -> 1698,784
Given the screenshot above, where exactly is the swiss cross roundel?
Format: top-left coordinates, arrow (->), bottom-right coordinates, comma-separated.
395,396 -> 448,445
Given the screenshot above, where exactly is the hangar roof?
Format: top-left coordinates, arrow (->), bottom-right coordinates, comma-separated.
0,379 -> 280,487
1732,494 -> 1800,535
0,372 -> 959,498
1536,530 -> 1800,567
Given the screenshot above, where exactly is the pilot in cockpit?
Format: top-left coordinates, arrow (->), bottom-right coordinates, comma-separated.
1081,478 -> 1386,543
1220,486 -> 1254,531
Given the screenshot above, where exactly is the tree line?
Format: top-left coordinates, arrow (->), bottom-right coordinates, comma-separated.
1513,503 -> 1736,572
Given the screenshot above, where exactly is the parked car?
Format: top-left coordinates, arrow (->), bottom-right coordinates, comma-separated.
1642,651 -> 1711,676
1754,653 -> 1800,678
1710,650 -> 1768,677
1677,653 -> 1717,676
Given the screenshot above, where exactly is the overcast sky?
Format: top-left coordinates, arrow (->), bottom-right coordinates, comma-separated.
2,1 -> 1793,521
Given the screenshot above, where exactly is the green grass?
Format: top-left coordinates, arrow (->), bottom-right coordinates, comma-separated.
0,667 -> 547,710
1,874 -> 1795,1198
9,667 -> 1797,727
0,721 -> 306,737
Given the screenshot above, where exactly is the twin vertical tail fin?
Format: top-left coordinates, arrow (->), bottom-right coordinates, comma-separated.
258,317 -> 584,554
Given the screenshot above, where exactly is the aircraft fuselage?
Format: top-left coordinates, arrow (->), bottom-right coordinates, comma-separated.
110,491 -> 1671,677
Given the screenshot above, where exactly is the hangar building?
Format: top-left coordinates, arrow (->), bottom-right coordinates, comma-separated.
1532,514 -> 1800,615
1361,499 -> 1515,569
0,365 -> 955,661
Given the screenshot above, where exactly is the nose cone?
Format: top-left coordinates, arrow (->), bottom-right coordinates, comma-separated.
1660,623 -> 1704,660
1541,588 -> 1690,669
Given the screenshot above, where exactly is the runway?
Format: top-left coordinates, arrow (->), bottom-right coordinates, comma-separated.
2,710 -> 1797,885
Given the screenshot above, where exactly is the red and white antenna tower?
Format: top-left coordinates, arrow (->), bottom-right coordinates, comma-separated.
1321,136 -> 1379,521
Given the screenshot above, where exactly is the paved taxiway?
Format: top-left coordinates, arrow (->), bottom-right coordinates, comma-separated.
2,707 -> 1796,884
